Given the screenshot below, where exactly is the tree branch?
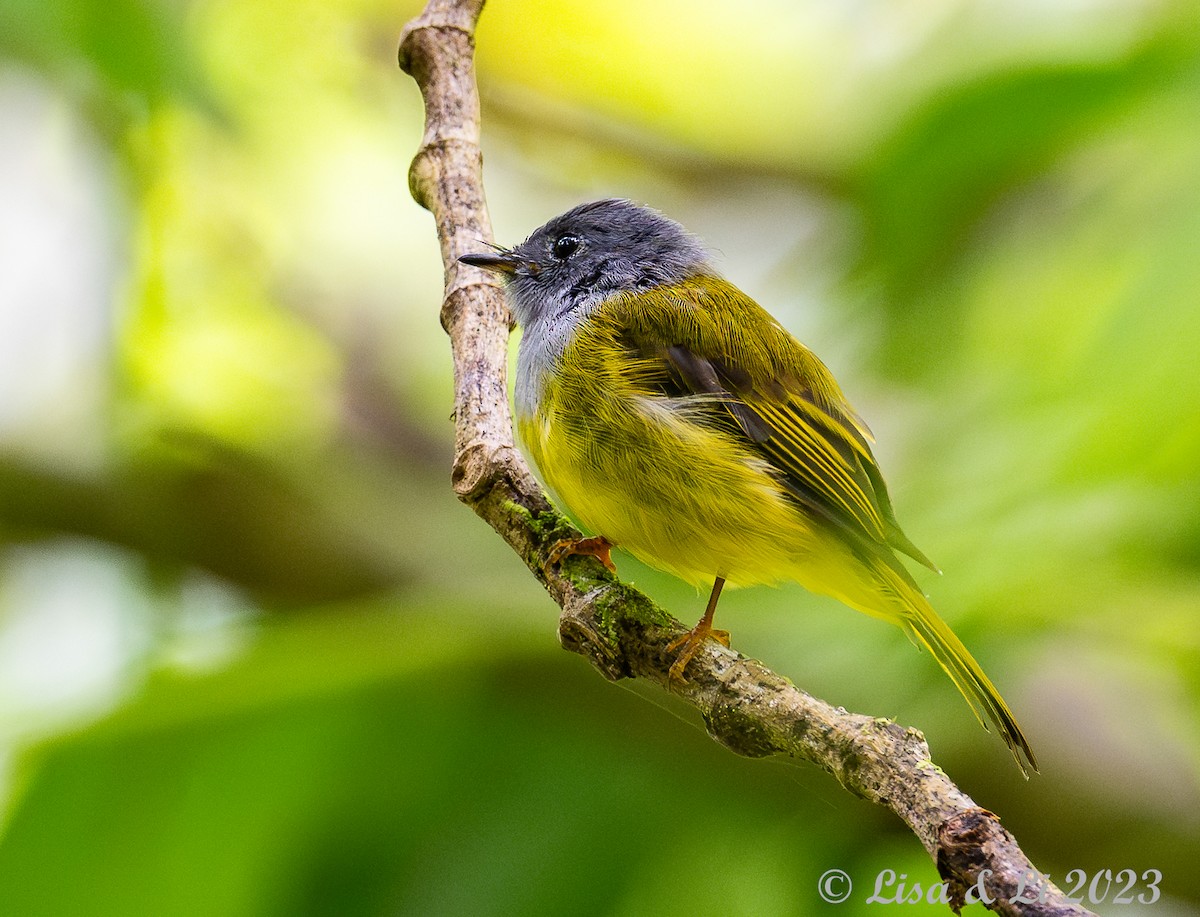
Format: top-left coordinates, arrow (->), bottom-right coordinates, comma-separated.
397,3 -> 1094,914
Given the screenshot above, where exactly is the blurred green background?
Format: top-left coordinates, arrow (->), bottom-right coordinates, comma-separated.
0,0 -> 1198,914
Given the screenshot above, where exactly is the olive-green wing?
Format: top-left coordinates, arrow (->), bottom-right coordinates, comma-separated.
603,275 -> 937,576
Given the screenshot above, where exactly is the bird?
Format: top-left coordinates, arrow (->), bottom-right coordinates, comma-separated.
460,198 -> 1037,775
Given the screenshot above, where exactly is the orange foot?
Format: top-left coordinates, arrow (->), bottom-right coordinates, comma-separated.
665,621 -> 731,683
548,535 -> 617,573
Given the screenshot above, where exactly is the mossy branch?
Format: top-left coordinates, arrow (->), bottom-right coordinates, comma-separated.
397,2 -> 1093,914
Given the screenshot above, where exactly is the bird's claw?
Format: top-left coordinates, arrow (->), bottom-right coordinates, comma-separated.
548,535 -> 617,573
665,625 -> 731,682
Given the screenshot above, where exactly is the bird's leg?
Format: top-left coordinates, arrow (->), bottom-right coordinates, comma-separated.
548,535 -> 617,573
666,576 -> 730,682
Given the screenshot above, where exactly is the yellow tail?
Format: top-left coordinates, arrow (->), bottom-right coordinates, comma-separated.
880,566 -> 1038,776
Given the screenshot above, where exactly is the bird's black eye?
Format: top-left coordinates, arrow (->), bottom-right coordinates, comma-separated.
552,235 -> 580,260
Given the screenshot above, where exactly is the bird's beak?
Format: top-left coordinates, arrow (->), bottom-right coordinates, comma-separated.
459,251 -> 520,275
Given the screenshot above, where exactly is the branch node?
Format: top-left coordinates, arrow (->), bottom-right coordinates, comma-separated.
559,587 -> 632,681
452,441 -> 524,500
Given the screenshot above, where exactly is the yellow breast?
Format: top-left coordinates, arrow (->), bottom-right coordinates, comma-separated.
515,317 -> 820,589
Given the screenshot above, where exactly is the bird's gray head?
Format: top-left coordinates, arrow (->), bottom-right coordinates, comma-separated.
459,199 -> 711,328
